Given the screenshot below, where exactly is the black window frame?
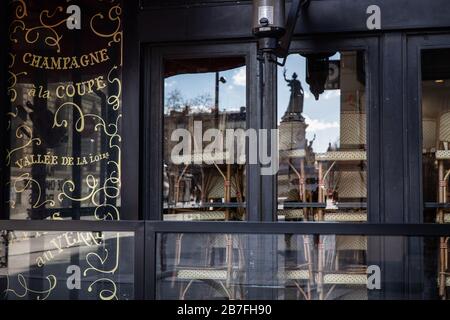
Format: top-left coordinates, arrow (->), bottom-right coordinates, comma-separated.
277,36 -> 381,222
142,42 -> 260,221
406,32 -> 450,223
142,35 -> 381,223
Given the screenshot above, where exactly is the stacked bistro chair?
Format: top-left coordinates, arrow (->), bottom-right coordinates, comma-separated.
317,235 -> 368,300
439,237 -> 450,298
437,111 -> 450,224
277,235 -> 315,300
436,111 -> 450,298
172,233 -> 246,300
423,118 -> 437,154
278,148 -> 308,221
315,150 -> 367,222
313,107 -> 368,299
314,52 -> 367,222
315,110 -> 367,222
166,151 -> 245,221
278,117 -> 309,221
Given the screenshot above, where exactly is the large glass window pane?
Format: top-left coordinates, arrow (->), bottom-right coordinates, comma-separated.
156,233 -> 446,300
277,51 -> 367,222
7,0 -> 124,220
0,230 -> 134,300
163,57 -> 247,221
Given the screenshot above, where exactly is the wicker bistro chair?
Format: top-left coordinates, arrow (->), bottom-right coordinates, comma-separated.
279,149 -> 308,203
278,209 -> 305,221
164,211 -> 226,221
315,110 -> 367,221
438,237 -> 450,298
277,235 -> 315,300
340,112 -> 366,149
278,152 -> 308,221
435,112 -> 450,299
423,118 -> 437,153
317,235 -> 368,300
278,148 -> 309,221
434,150 -> 450,225
173,234 -> 246,300
316,151 -> 367,222
169,151 -> 245,221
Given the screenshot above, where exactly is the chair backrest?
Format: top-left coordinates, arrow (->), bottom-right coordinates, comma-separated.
336,171 -> 367,199
175,234 -> 243,267
439,111 -> 450,147
336,236 -> 367,252
208,234 -> 240,250
423,118 -> 437,151
340,112 -> 366,148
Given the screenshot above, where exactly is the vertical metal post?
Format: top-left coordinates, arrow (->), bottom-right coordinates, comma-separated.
261,52 -> 277,222
145,224 -> 157,300
0,0 -> 9,220
250,51 -> 278,299
215,72 -> 220,112
318,161 -> 324,221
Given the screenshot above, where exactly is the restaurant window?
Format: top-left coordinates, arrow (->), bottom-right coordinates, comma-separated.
1,230 -> 135,300
3,0 -> 130,301
6,0 -> 124,221
155,231 -> 447,300
163,57 -> 247,221
277,51 -> 367,222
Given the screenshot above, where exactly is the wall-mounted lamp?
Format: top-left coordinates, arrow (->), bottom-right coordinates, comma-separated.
302,52 -> 336,100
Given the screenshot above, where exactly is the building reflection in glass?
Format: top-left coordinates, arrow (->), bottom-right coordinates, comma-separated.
163,57 -> 247,221
277,51 -> 367,222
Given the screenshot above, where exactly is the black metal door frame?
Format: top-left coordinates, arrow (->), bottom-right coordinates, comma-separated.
142,42 -> 260,222
141,35 -> 381,221
140,34 -> 386,299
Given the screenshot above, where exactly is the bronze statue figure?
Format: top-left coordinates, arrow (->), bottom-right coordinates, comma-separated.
282,69 -> 305,122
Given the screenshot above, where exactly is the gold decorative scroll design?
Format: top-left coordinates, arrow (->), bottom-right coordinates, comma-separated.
8,173 -> 56,209
6,125 -> 42,166
7,53 -> 27,103
5,0 -> 125,301
90,4 -> 123,66
4,274 -> 57,300
52,65 -> 123,300
10,5 -> 69,53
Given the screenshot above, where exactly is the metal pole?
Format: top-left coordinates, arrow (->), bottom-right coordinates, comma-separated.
215,72 -> 219,111
261,52 -> 277,222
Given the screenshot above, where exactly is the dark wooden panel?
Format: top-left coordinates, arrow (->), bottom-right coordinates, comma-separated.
122,0 -> 141,220
381,33 -> 406,224
137,0 -> 450,43
0,3 -> 9,219
140,0 -> 250,9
